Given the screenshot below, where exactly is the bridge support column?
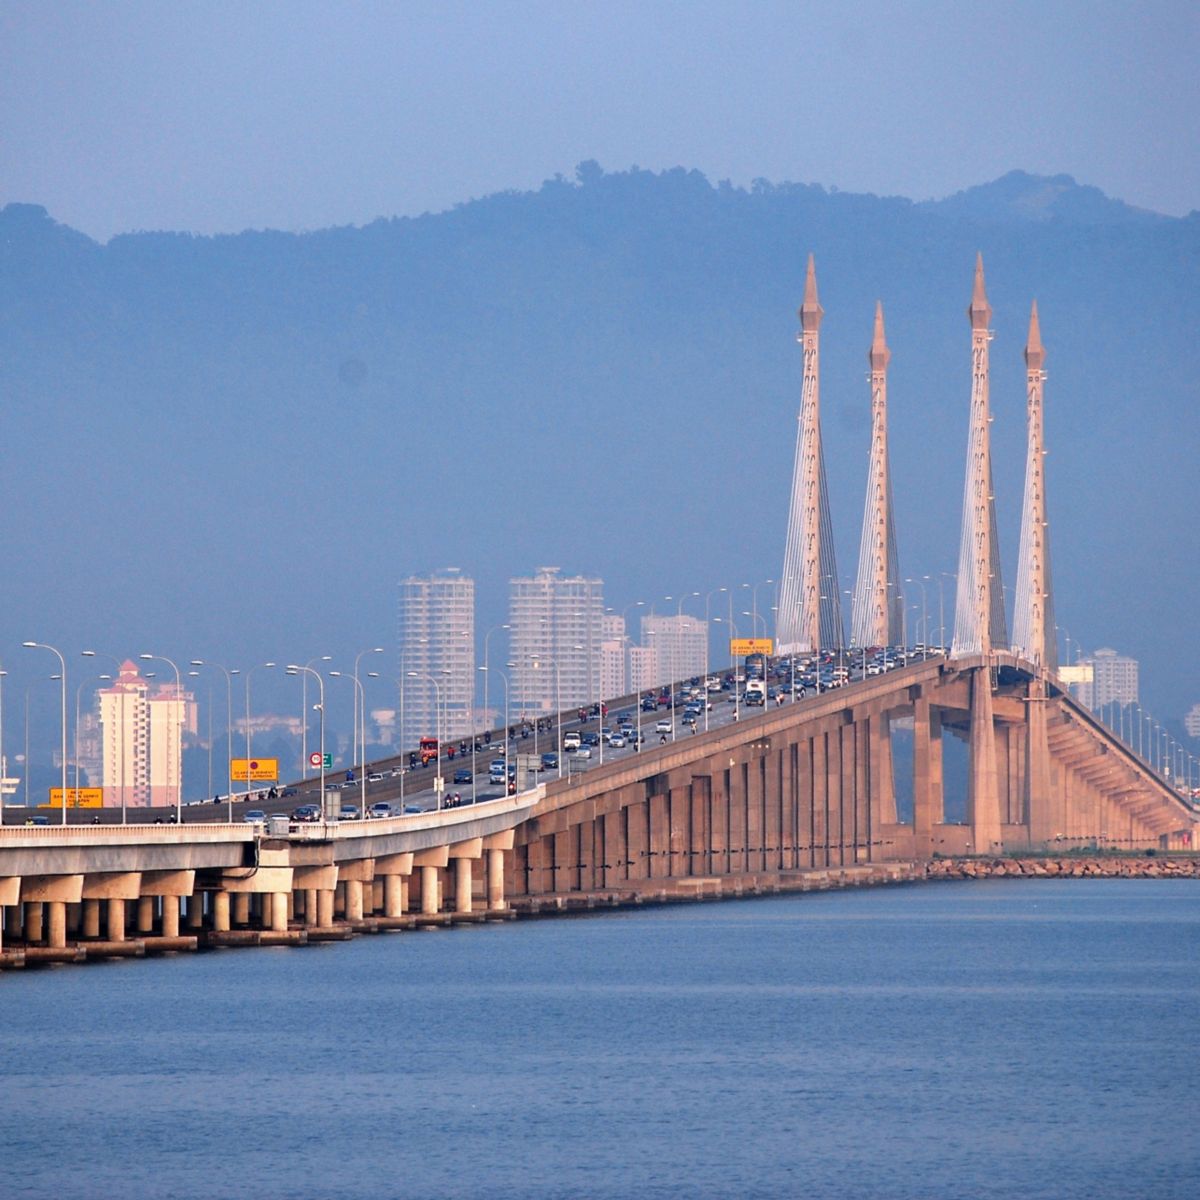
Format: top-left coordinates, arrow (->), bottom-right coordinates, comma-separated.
383,875 -> 403,917
137,896 -> 155,934
413,846 -> 449,914
82,899 -> 100,938
187,895 -> 204,930
47,901 -> 67,949
487,850 -> 506,910
344,880 -> 364,922
454,858 -> 473,914
270,893 -> 289,933
317,889 -> 335,927
233,893 -> 250,926
420,866 -> 439,914
1026,676 -> 1054,846
211,891 -> 230,932
26,902 -> 44,944
968,666 -> 1003,854
160,896 -> 179,937
912,696 -> 942,858
303,889 -> 318,927
107,898 -> 126,942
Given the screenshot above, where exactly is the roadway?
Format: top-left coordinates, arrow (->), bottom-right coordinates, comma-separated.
4,649 -> 940,826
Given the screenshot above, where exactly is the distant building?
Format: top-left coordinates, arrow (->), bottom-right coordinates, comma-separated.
641,614 -> 708,690
1074,647 -> 1139,711
399,568 -> 475,751
98,661 -> 193,807
509,567 -> 604,714
600,614 -> 627,699
629,645 -> 660,694
1185,704 -> 1200,740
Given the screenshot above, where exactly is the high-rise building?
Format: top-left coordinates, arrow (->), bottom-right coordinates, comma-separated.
629,645 -> 660,694
98,661 -> 191,807
1075,647 -> 1139,710
509,567 -> 604,715
600,614 -> 627,700
398,569 -> 475,751
640,615 -> 708,689
1184,704 -> 1200,741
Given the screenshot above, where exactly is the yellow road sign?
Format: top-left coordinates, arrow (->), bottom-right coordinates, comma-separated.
44,787 -> 104,809
231,758 -> 279,782
730,638 -> 774,657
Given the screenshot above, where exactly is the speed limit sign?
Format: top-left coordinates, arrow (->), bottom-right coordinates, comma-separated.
309,752 -> 322,768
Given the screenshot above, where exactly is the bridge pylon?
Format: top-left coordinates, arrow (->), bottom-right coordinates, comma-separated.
851,301 -> 904,649
778,254 -> 843,655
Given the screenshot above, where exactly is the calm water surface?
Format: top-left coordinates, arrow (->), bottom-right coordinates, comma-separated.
4,879 -> 1198,1199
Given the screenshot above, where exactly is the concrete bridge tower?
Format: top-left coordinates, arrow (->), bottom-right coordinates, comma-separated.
1013,302 -> 1057,841
851,302 -> 904,648
778,255 -> 843,654
952,256 -> 1006,852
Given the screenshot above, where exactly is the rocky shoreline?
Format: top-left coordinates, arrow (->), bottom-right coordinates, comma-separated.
925,855 -> 1200,879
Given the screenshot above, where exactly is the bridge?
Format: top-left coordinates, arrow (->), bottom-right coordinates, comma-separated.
2,257 -> 1195,967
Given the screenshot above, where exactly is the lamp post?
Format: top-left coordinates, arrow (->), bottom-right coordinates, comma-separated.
703,589 -> 725,731
330,671 -> 369,818
297,655 -> 332,777
83,650 -> 132,822
190,659 -> 237,822
242,662 -> 276,800
353,647 -> 384,788
408,671 -> 444,807
24,642 -> 68,825
479,666 -> 510,789
906,577 -> 929,657
139,653 -> 184,822
74,673 -> 112,798
937,572 -> 956,652
286,665 -> 326,817
482,624 -> 510,743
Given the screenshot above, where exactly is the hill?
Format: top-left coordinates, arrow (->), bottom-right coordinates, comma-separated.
1,164 -> 1196,722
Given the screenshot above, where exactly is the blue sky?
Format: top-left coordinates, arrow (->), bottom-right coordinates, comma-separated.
2,0 -> 1196,240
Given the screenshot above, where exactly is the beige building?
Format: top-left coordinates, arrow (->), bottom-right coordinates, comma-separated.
641,614 -> 708,691
1075,647 -> 1139,711
399,569 -> 475,750
98,661 -> 193,808
509,567 -> 604,715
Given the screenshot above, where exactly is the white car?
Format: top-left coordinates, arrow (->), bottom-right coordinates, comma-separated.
571,746 -> 592,759
608,733 -> 627,748
367,772 -> 384,783
655,719 -> 673,733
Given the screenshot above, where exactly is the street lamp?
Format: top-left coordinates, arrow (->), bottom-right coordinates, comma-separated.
296,655 -> 332,776
286,665 -> 326,817
482,624 -> 510,742
906,577 -> 929,657
190,659 -> 238,822
328,672 -> 364,820
353,647 -> 384,787
24,642 -> 68,826
408,670 -> 444,807
139,653 -> 184,822
74,673 -> 112,798
83,650 -> 135,824
242,662 -> 277,799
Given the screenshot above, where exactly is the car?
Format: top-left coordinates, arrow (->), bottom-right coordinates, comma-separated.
369,802 -> 395,819
339,803 -> 361,821
243,809 -> 266,824
390,766 -> 405,778
291,804 -> 322,822
563,731 -> 582,752
655,719 -> 673,733
681,712 -> 698,726
403,804 -> 423,814
608,733 -> 627,748
453,768 -> 473,784
280,787 -> 298,798
541,752 -> 559,770
367,772 -> 385,783
641,696 -> 658,712
581,732 -> 600,747
571,746 -> 592,759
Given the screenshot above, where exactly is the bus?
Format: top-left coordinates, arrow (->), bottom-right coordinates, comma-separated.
419,737 -> 439,765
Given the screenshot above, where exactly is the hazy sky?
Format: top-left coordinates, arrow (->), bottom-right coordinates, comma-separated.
2,0 -> 1196,241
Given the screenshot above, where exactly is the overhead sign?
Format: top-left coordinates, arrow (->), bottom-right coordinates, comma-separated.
1057,664 -> 1093,685
44,787 -> 104,809
730,638 -> 774,657
231,758 -> 279,782
309,752 -> 333,769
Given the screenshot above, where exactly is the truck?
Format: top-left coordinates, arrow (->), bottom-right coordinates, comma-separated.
419,737 -> 439,766
744,679 -> 766,706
